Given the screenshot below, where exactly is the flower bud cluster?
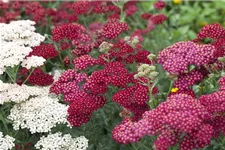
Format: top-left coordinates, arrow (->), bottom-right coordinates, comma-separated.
134,64 -> 158,80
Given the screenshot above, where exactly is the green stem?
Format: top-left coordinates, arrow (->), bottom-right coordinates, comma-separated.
0,112 -> 9,134
5,70 -> 14,83
22,68 -> 35,85
167,80 -> 174,98
13,65 -> 20,83
131,144 -> 138,150
148,79 -> 159,109
139,143 -> 152,150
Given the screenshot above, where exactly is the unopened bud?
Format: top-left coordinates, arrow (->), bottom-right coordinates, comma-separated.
137,72 -> 146,77
218,57 -> 225,62
134,74 -> 139,79
149,71 -> 159,79
147,54 -> 156,61
124,36 -> 130,42
99,42 -> 113,53
131,36 -> 139,46
138,64 -> 150,72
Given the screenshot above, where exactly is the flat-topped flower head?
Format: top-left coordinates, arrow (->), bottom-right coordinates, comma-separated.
8,96 -> 68,133
0,132 -> 15,150
102,19 -> 129,39
158,41 -> 215,75
0,20 -> 44,74
35,132 -> 88,150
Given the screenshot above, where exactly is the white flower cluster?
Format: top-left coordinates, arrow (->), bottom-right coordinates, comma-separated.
21,56 -> 46,69
0,20 -> 45,75
8,96 -> 68,133
0,131 -> 15,150
35,132 -> 88,150
0,80 -> 49,104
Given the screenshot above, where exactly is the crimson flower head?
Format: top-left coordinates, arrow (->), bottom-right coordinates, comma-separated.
196,24 -> 225,59
52,23 -> 86,42
72,1 -> 91,15
153,1 -> 166,10
150,14 -> 167,25
102,19 -> 129,39
28,44 -> 58,59
197,24 -> 225,40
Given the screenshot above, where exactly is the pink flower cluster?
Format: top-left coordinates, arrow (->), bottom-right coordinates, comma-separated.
113,94 -> 214,150
50,69 -> 106,126
199,87 -> 225,137
158,41 -> 215,75
174,70 -> 203,90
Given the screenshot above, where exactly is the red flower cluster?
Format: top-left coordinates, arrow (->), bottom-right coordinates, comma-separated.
28,44 -> 58,59
17,68 -> 54,86
196,24 -> 225,58
25,2 -> 45,23
149,14 -> 167,25
112,84 -> 150,120
73,55 -> 97,70
153,1 -> 166,10
52,23 -> 86,42
102,19 -> 129,39
72,1 -> 120,15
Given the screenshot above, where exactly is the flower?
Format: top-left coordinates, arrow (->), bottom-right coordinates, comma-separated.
158,41 -> 215,75
0,80 -> 49,104
52,23 -> 85,42
8,95 -> 68,133
21,56 -> 46,69
0,20 -> 44,75
150,14 -> 167,25
102,19 -> 129,39
28,44 -> 58,59
0,132 -> 15,150
173,0 -> 182,4
73,55 -> 97,70
153,1 -> 166,10
113,94 -> 213,150
35,132 -> 88,150
174,70 -> 204,91
50,70 -> 106,126
171,87 -> 178,93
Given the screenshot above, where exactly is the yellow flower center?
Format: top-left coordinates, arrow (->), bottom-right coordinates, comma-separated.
171,87 -> 179,93
173,0 -> 182,4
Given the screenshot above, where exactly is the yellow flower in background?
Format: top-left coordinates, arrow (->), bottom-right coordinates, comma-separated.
201,22 -> 208,26
223,22 -> 225,26
173,0 -> 182,4
171,87 -> 179,93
